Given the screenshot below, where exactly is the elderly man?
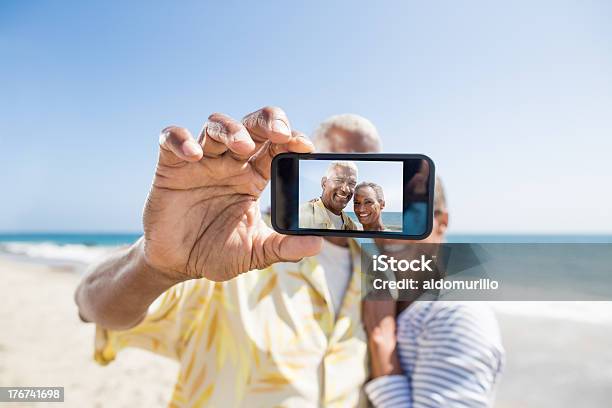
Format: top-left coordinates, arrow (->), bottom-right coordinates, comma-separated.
299,161 -> 359,230
75,109 -> 381,407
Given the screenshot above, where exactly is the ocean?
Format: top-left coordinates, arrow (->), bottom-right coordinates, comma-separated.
1,231 -> 611,264
1,232 -> 612,325
0,233 -> 141,265
0,232 -> 142,246
0,233 -> 612,260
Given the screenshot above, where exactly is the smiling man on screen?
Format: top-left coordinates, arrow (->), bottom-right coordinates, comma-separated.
299,161 -> 360,230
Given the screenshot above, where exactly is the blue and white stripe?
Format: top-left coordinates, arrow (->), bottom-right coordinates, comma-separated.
365,301 -> 505,407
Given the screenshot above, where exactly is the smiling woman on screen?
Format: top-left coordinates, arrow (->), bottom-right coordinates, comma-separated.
353,182 -> 389,231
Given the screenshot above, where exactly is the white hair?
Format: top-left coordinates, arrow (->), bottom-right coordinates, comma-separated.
434,176 -> 447,212
326,161 -> 358,178
313,114 -> 381,152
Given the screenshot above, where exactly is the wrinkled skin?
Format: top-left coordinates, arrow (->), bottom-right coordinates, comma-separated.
143,107 -> 322,282
320,166 -> 357,215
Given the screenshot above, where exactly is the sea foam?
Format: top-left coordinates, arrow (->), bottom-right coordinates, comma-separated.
0,242 -> 118,265
490,301 -> 612,325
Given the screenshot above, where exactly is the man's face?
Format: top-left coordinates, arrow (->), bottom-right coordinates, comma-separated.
321,166 -> 357,214
317,124 -> 379,245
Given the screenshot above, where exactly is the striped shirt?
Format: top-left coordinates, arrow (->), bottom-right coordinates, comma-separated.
364,301 -> 505,407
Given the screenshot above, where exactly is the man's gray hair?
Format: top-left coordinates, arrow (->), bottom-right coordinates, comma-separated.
326,161 -> 358,178
313,114 -> 381,152
355,181 -> 385,203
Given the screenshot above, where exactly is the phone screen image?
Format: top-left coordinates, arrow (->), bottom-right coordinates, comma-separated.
272,153 -> 434,240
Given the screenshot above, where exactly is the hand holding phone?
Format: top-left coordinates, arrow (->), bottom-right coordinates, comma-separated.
271,153 -> 435,240
142,108 -> 323,282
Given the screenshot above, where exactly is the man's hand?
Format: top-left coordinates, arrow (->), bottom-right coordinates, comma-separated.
143,106 -> 322,282
362,299 -> 402,378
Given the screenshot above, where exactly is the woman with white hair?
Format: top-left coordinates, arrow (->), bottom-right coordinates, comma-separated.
353,181 -> 388,231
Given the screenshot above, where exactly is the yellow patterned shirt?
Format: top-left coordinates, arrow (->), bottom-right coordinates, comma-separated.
94,241 -> 368,407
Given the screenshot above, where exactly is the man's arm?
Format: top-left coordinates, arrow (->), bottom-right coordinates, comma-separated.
75,106 -> 322,330
74,238 -> 185,330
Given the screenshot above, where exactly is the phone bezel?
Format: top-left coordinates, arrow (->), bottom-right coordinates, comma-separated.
271,153 -> 435,240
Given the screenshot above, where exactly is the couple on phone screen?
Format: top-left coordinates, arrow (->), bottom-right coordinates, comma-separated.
299,160 -> 391,232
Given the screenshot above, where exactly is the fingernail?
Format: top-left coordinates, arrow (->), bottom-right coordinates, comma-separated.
232,129 -> 256,150
295,135 -> 315,148
301,137 -> 315,147
159,130 -> 170,146
271,119 -> 291,136
182,140 -> 202,157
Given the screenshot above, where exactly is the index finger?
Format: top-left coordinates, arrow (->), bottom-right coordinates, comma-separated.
201,113 -> 256,160
242,106 -> 292,145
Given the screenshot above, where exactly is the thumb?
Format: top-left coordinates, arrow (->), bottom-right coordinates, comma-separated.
265,233 -> 323,263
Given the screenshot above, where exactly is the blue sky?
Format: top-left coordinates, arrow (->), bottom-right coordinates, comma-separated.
298,160 -> 404,212
1,0 -> 611,233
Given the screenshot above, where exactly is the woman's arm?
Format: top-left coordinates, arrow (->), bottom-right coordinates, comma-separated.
405,303 -> 504,407
362,300 -> 412,407
365,302 -> 505,408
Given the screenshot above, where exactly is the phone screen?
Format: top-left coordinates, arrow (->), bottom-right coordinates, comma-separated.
271,153 -> 435,240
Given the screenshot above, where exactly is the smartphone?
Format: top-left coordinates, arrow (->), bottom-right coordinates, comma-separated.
271,153 -> 435,240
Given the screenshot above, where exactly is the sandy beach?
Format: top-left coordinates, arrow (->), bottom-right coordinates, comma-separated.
494,312 -> 612,408
1,256 -> 611,407
0,257 -> 178,408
